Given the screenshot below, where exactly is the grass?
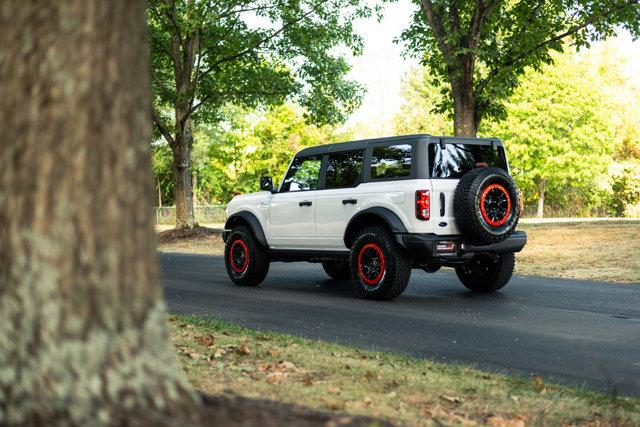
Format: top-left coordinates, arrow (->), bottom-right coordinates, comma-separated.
157,221 -> 640,284
516,222 -> 640,283
170,315 -> 640,426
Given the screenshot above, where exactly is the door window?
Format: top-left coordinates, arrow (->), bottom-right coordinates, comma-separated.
370,144 -> 412,179
325,150 -> 364,189
280,156 -> 322,192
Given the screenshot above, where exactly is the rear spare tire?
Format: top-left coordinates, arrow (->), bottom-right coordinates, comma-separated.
453,167 -> 520,244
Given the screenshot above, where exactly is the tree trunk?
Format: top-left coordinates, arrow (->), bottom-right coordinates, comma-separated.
0,1 -> 199,424
192,172 -> 198,207
536,179 -> 546,218
172,118 -> 196,229
452,74 -> 477,137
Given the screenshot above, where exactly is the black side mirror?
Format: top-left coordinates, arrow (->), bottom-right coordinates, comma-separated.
260,176 -> 275,193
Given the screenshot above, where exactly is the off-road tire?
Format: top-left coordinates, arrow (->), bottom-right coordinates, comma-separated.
224,225 -> 270,286
455,252 -> 515,292
453,167 -> 520,244
322,261 -> 351,280
349,226 -> 412,301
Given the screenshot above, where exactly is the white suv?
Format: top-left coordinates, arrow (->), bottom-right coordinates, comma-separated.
222,135 -> 527,300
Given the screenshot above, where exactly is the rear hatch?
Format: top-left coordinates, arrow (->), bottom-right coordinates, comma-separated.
428,139 -> 509,236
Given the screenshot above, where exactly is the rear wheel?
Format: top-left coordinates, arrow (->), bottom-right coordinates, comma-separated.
224,225 -> 270,286
349,226 -> 411,301
322,261 -> 350,280
455,253 -> 515,292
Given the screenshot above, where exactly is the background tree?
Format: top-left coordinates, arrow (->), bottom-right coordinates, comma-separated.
392,67 -> 453,135
395,41 -> 640,217
0,1 -> 199,423
398,0 -> 640,136
483,51 -> 616,217
152,104 -> 337,204
149,0 -> 368,229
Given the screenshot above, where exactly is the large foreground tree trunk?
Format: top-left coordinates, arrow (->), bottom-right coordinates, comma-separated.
0,1 -> 199,424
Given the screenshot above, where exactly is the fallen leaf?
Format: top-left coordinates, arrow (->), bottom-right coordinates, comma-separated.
195,334 -> 215,347
440,395 -> 463,404
327,386 -> 341,395
302,377 -> 314,387
239,339 -> 251,355
266,372 -> 288,384
276,360 -> 297,373
486,416 -> 525,427
266,348 -> 278,357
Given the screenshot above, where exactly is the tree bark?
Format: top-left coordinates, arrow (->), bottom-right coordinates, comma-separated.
452,79 -> 477,137
536,179 -> 547,218
192,171 -> 199,207
171,118 -> 196,229
0,1 -> 199,424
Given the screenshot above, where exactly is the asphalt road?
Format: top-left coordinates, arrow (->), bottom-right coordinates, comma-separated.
160,253 -> 640,396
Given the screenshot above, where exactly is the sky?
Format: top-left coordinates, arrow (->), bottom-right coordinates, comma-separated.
342,0 -> 640,137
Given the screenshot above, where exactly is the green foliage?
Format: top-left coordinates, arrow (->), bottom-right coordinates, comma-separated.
397,0 -> 640,127
609,165 -> 640,216
392,67 -> 453,135
483,50 -> 616,210
394,41 -> 640,216
153,104 -> 336,204
148,0 -> 368,128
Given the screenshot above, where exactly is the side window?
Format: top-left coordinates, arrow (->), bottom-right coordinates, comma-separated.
370,144 -> 412,179
280,156 -> 322,192
325,150 -> 364,189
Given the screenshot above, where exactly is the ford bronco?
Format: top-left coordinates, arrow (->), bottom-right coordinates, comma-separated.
222,135 -> 527,300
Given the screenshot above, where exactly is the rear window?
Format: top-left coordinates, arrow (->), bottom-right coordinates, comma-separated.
429,143 -> 507,179
370,144 -> 412,179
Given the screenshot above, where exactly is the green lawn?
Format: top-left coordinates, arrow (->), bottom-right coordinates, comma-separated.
170,315 -> 640,426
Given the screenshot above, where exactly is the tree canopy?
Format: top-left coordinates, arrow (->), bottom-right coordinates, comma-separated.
148,0 -> 369,227
396,0 -> 640,136
393,40 -> 640,216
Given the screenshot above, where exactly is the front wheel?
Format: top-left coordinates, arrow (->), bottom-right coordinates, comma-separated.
455,253 -> 515,292
349,226 -> 412,301
224,225 -> 270,286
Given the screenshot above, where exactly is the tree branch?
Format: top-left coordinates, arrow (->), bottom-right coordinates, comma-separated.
150,103 -> 175,147
420,0 -> 453,62
187,89 -> 289,116
476,0 -> 639,95
200,0 -> 326,77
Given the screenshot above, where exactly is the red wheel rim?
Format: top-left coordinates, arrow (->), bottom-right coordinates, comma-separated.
229,239 -> 249,273
357,243 -> 385,285
480,183 -> 511,227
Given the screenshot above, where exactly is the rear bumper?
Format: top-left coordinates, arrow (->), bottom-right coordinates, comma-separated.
396,230 -> 527,262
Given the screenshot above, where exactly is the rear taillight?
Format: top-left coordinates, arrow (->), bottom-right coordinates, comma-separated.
416,190 -> 430,220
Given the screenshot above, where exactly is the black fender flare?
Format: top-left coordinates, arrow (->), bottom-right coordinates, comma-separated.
343,207 -> 408,247
224,211 -> 268,247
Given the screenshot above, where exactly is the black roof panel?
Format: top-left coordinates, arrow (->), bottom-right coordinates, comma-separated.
295,134 -> 502,157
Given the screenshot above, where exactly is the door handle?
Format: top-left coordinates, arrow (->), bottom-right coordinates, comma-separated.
342,199 -> 357,205
299,201 -> 312,207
